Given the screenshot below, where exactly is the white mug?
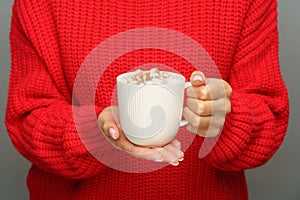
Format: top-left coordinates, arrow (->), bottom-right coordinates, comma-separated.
117,71 -> 190,147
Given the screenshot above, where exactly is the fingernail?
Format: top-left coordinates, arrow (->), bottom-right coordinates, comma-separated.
154,158 -> 164,162
170,162 -> 179,166
109,128 -> 117,140
178,158 -> 184,162
193,75 -> 203,82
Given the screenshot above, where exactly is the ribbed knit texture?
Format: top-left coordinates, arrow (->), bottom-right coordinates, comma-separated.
5,0 -> 289,199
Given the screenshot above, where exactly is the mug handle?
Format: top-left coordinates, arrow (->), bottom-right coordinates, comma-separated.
179,82 -> 192,127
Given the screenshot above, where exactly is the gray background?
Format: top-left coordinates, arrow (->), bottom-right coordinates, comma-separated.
0,0 -> 299,199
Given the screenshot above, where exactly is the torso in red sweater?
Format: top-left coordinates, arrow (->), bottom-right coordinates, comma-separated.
6,0 -> 289,199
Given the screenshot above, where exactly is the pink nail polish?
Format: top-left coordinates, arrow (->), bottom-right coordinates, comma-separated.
193,75 -> 203,82
109,128 -> 117,140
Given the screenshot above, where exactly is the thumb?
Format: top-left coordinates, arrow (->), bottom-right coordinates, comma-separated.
98,108 -> 120,140
190,71 -> 206,87
103,121 -> 120,140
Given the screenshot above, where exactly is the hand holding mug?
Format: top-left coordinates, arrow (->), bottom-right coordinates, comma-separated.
183,71 -> 232,137
98,106 -> 184,166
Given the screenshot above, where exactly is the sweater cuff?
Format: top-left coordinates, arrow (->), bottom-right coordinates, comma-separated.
217,90 -> 253,161
202,90 -> 278,171
64,105 -> 108,178
200,91 -> 253,170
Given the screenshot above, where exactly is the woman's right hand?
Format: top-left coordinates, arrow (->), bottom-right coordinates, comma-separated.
98,106 -> 184,166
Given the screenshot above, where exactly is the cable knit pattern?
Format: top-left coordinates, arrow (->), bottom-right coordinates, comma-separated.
5,0 -> 289,199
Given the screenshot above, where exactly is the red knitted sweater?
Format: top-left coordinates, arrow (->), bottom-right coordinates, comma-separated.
6,0 -> 289,199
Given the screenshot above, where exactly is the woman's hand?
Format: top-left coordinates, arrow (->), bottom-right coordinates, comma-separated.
183,71 -> 232,137
98,106 -> 184,166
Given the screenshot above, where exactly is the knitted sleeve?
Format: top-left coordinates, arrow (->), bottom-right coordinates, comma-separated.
202,0 -> 289,171
5,1 -> 107,179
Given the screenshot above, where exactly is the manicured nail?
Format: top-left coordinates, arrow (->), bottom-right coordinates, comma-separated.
193,75 -> 203,82
170,162 -> 179,166
154,158 -> 164,162
178,158 -> 184,162
109,128 -> 117,140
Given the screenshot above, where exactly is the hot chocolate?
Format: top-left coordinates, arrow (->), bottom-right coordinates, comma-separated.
122,68 -> 180,85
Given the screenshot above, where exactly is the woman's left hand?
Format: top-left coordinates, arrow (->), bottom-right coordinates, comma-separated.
183,71 -> 232,137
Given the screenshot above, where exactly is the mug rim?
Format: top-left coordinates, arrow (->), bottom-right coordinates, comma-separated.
116,70 -> 186,85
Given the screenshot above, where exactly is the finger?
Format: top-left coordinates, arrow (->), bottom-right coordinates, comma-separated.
100,121 -> 119,141
223,81 -> 233,97
186,98 -> 211,116
205,79 -> 232,99
98,107 -> 120,140
116,136 -> 163,161
226,97 -> 232,114
182,107 -> 211,129
107,107 -> 122,129
130,148 -> 164,162
170,139 -> 181,149
157,147 -> 181,166
182,106 -> 199,127
186,98 -> 229,115
183,106 -> 226,130
164,143 -> 184,160
132,140 -> 183,163
186,112 -> 226,137
186,79 -> 214,100
186,85 -> 211,100
186,78 -> 231,100
185,124 -> 199,135
190,71 -> 206,87
98,106 -> 115,125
